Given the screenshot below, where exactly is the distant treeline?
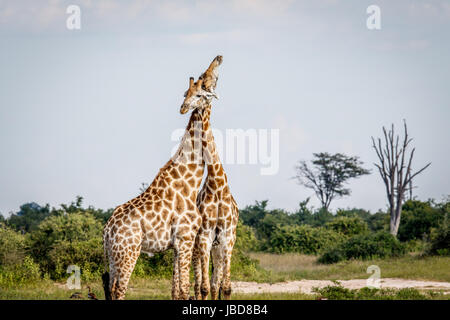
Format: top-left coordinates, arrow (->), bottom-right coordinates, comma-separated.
237,198 -> 449,263
0,196 -> 448,285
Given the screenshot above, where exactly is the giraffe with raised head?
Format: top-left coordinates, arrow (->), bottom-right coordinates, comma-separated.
187,56 -> 240,300
102,70 -> 218,300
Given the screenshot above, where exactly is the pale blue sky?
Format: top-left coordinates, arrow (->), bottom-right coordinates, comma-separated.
0,0 -> 449,216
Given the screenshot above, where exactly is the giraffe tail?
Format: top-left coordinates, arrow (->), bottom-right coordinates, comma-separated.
102,272 -> 112,300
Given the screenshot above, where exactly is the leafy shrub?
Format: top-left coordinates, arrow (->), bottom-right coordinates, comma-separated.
47,238 -> 104,280
134,251 -> 174,279
230,248 -> 269,281
366,211 -> 390,232
0,223 -> 41,286
404,239 -> 427,253
326,216 -> 368,236
398,200 -> 445,241
336,208 -> 389,232
239,200 -> 269,228
427,214 -> 449,256
267,225 -> 342,254
309,208 -> 334,227
255,210 -> 293,240
29,212 -> 103,278
0,223 -> 26,267
0,256 -> 41,286
235,220 -> 259,252
318,231 -> 406,264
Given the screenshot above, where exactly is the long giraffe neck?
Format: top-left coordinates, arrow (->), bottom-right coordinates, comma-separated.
171,108 -> 209,166
202,105 -> 227,183
140,107 -> 211,198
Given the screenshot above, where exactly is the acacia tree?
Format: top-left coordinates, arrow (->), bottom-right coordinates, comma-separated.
294,152 -> 370,211
371,121 -> 431,237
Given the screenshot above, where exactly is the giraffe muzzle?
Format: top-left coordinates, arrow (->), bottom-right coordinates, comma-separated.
180,104 -> 190,114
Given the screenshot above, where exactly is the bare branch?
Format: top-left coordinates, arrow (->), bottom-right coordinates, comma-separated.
372,120 -> 431,237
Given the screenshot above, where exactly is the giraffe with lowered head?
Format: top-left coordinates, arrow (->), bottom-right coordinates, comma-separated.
102,62 -> 220,300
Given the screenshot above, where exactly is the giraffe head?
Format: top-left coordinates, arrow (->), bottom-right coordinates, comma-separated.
199,55 -> 223,93
180,55 -> 223,114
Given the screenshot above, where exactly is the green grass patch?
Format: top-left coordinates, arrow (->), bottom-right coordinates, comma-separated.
249,253 -> 450,282
313,284 -> 449,300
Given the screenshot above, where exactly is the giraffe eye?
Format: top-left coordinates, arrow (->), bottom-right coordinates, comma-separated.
196,95 -> 201,98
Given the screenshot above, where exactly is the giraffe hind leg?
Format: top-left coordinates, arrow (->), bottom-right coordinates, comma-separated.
110,246 -> 140,300
178,244 -> 195,300
221,247 -> 233,300
172,249 -> 180,299
192,244 -> 202,300
210,245 -> 224,300
199,240 -> 212,300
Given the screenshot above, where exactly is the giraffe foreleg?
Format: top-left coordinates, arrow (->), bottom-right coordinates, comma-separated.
177,239 -> 195,300
192,241 -> 202,300
172,248 -> 180,300
199,238 -> 212,300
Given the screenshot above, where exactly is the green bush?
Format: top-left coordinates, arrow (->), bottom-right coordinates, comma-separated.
28,212 -> 103,278
235,220 -> 259,252
427,214 -> 449,256
136,251 -> 174,278
398,200 -> 445,241
404,239 -> 427,253
0,256 -> 41,287
47,238 -> 104,280
0,223 -> 27,267
326,216 -> 369,236
318,231 -> 406,264
267,224 -> 342,254
230,248 -> 269,281
0,223 -> 41,286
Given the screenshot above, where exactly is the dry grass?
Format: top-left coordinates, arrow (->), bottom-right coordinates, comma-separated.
249,252 -> 450,282
250,253 -> 327,273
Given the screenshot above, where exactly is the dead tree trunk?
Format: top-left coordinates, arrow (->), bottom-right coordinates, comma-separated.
371,121 -> 430,237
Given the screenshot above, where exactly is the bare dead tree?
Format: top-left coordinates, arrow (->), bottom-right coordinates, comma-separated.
405,171 -> 417,201
371,121 -> 431,237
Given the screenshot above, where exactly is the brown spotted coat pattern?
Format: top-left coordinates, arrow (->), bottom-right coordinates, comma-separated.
103,108 -> 210,300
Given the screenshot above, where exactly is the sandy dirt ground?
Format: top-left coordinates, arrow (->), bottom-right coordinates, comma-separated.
232,278 -> 450,294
